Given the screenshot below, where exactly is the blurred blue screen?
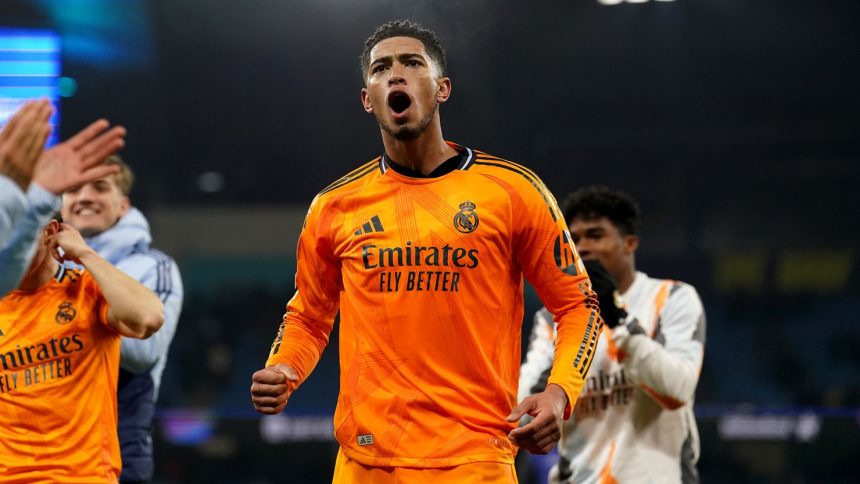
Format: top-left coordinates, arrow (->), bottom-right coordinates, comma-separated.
0,28 -> 61,146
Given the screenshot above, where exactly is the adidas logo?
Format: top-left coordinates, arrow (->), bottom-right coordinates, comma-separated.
354,215 -> 384,235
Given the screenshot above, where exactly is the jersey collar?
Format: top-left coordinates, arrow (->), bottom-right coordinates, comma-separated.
379,141 -> 475,175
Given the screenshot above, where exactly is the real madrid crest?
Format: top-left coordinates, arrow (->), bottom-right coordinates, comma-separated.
453,200 -> 479,233
55,301 -> 77,325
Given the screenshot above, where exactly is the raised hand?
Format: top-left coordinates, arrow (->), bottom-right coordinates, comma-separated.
51,223 -> 95,264
507,383 -> 568,454
33,119 -> 126,195
251,364 -> 299,415
0,99 -> 53,190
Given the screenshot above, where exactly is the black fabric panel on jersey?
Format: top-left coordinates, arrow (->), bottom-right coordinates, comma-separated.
384,151 -> 466,178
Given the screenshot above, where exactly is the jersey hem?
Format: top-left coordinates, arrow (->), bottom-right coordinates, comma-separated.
339,445 -> 516,468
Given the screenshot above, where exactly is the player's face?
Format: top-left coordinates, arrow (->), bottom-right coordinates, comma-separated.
361,36 -> 451,140
62,175 -> 129,237
569,217 -> 637,282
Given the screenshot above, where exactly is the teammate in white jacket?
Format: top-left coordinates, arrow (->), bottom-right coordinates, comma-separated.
519,185 -> 706,484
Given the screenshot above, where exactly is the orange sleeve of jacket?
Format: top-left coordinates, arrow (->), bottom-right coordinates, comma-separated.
509,171 -> 601,418
266,194 -> 341,389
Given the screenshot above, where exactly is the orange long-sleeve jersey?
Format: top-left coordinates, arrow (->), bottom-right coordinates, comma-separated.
0,267 -> 122,483
267,142 -> 600,468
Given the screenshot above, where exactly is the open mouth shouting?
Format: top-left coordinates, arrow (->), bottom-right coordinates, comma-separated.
387,91 -> 412,122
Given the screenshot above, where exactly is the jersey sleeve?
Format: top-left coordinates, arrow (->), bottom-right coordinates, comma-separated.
512,174 -> 600,417
83,270 -> 113,330
265,194 -> 342,389
117,255 -> 183,374
611,283 -> 706,409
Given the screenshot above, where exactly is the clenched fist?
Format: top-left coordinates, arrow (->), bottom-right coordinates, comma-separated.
250,364 -> 299,415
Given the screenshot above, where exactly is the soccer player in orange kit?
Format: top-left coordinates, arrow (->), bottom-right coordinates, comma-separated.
0,217 -> 163,483
251,20 -> 601,483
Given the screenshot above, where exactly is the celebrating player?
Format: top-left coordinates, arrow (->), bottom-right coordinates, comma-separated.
252,20 -> 600,483
0,217 -> 163,482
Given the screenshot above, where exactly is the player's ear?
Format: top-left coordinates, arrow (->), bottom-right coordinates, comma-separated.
361,88 -> 373,113
42,219 -> 61,247
436,77 -> 451,104
45,219 -> 60,237
118,195 -> 131,217
624,235 -> 639,254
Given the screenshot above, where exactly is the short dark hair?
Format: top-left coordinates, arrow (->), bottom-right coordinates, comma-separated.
360,20 -> 447,80
562,185 -> 641,236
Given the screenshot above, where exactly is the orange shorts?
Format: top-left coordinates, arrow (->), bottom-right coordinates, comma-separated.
331,448 -> 519,484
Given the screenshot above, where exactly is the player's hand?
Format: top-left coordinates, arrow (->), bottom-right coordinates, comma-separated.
583,259 -> 627,329
51,223 -> 95,264
33,119 -> 125,195
251,364 -> 299,415
506,383 -> 568,454
0,99 -> 53,191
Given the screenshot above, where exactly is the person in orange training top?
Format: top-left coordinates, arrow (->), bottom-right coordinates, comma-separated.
250,20 -> 602,483
0,216 -> 164,483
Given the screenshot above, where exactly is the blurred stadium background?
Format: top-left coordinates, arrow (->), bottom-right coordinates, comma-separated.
2,0 -> 858,482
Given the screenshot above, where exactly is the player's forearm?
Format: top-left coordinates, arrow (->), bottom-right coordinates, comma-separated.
0,159 -> 32,192
547,304 -> 601,416
612,327 -> 700,408
530,265 -> 600,416
78,251 -> 164,338
266,314 -> 330,388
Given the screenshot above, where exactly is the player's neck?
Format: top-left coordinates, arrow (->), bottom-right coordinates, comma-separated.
617,263 -> 636,293
17,258 -> 58,292
381,123 -> 457,176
